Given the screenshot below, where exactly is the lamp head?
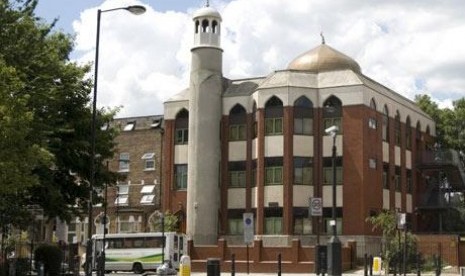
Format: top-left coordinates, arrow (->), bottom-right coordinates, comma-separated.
126,5 -> 146,15
325,125 -> 339,136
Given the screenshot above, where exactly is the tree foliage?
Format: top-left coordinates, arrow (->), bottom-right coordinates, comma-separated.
415,94 -> 465,152
0,0 -> 119,228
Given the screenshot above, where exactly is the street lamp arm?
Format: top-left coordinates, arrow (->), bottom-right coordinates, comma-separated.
100,5 -> 147,15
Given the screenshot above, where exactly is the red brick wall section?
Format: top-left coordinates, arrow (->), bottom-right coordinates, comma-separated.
187,239 -> 355,273
416,234 -> 458,267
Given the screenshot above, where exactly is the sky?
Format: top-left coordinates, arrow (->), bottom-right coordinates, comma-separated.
35,0 -> 465,118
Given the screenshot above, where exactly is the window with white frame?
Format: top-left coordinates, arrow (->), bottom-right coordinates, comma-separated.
123,121 -> 135,131
119,153 -> 130,172
140,185 -> 155,204
141,152 -> 155,170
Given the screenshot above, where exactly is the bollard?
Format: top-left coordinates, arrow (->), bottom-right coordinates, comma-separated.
364,253 -> 368,276
372,256 -> 382,276
231,254 -> 235,276
277,253 -> 282,276
369,255 -> 373,276
416,253 -> 421,276
180,255 -> 191,276
207,258 -> 221,276
435,254 -> 441,276
38,262 -> 44,276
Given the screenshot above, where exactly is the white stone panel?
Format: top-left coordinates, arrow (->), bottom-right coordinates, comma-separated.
264,136 -> 284,157
395,146 -> 401,166
251,187 -> 257,208
228,141 -> 247,161
293,186 -> 314,207
223,96 -> 252,115
382,142 -> 389,162
264,185 -> 283,206
406,194 -> 412,213
164,100 -> 189,120
406,150 -> 412,169
293,136 -> 313,157
322,185 -> 343,207
395,192 -> 401,209
252,138 -> 258,159
322,135 -> 342,157
383,189 -> 390,209
227,188 -> 246,209
174,145 -> 188,164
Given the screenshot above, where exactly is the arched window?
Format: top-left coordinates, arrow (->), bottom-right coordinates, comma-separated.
195,20 -> 199,33
175,109 -> 189,144
323,96 -> 342,133
395,111 -> 401,146
416,121 -> 422,141
229,104 -> 247,141
370,98 -> 377,110
212,20 -> 218,33
406,116 -> 412,149
265,96 -> 283,136
294,96 -> 313,135
382,105 -> 389,142
201,19 -> 209,32
252,101 -> 257,139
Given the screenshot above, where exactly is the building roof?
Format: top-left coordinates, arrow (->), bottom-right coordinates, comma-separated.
287,43 -> 361,74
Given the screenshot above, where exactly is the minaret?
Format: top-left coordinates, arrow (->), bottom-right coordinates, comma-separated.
186,3 -> 223,245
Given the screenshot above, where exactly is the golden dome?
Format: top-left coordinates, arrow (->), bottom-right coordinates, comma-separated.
287,43 -> 361,73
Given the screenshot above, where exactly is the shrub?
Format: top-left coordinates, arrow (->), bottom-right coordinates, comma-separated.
34,244 -> 63,276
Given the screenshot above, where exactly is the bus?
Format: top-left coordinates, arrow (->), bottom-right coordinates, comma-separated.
91,232 -> 187,274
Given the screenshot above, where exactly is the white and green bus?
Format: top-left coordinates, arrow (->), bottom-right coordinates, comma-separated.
91,232 -> 187,274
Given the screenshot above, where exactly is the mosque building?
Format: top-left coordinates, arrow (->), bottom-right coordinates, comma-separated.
161,3 -> 439,271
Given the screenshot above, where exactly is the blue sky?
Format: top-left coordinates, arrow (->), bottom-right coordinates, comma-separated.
32,0 -> 465,118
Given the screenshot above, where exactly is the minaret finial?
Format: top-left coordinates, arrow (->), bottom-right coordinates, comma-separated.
205,0 -> 210,7
320,32 -> 325,44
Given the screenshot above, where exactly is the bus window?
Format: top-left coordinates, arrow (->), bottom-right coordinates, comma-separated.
133,238 -> 144,248
179,236 -> 183,250
108,239 -> 123,249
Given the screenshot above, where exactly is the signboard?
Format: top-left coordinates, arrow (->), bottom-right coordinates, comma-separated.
310,197 -> 323,216
243,212 -> 254,244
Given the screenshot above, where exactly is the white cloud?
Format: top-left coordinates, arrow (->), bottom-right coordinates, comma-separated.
72,0 -> 465,117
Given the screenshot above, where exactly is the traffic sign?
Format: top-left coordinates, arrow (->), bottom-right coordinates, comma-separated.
243,212 -> 254,244
310,197 -> 322,216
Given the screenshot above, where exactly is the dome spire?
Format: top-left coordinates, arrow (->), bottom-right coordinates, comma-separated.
205,0 -> 210,7
320,32 -> 325,44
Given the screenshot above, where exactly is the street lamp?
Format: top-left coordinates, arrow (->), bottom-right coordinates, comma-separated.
86,5 -> 146,276
325,124 -> 341,276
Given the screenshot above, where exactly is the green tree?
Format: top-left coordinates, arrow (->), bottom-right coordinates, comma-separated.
152,212 -> 180,232
366,210 -> 417,274
0,0 -> 119,228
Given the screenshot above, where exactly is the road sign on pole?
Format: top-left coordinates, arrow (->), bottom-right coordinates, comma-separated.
243,212 -> 254,244
310,197 -> 323,216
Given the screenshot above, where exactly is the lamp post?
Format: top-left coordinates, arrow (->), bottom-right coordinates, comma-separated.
86,5 -> 146,276
325,125 -> 341,276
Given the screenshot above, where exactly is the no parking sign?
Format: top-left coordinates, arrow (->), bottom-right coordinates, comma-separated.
310,197 -> 323,216
243,212 -> 254,244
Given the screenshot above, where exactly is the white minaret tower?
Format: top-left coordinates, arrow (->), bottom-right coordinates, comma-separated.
186,3 -> 223,245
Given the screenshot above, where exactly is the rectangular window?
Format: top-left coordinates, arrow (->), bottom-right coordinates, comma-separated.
175,164 -> 188,190
294,157 -> 313,185
407,170 -> 412,194
322,207 -> 342,234
383,163 -> 389,189
140,194 -> 155,204
229,171 -> 246,188
115,194 -> 128,205
123,122 -> 135,131
322,157 -> 343,185
294,118 -> 313,135
119,153 -> 130,172
265,167 -> 283,185
368,118 -> 377,129
293,208 -> 312,234
229,124 -> 246,141
140,185 -> 155,194
142,152 -> 155,170
265,118 -> 283,135
228,218 -> 244,235
264,217 -> 282,234
395,167 -> 401,192
175,129 -> 188,144
323,118 -> 342,133
117,185 -> 129,195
